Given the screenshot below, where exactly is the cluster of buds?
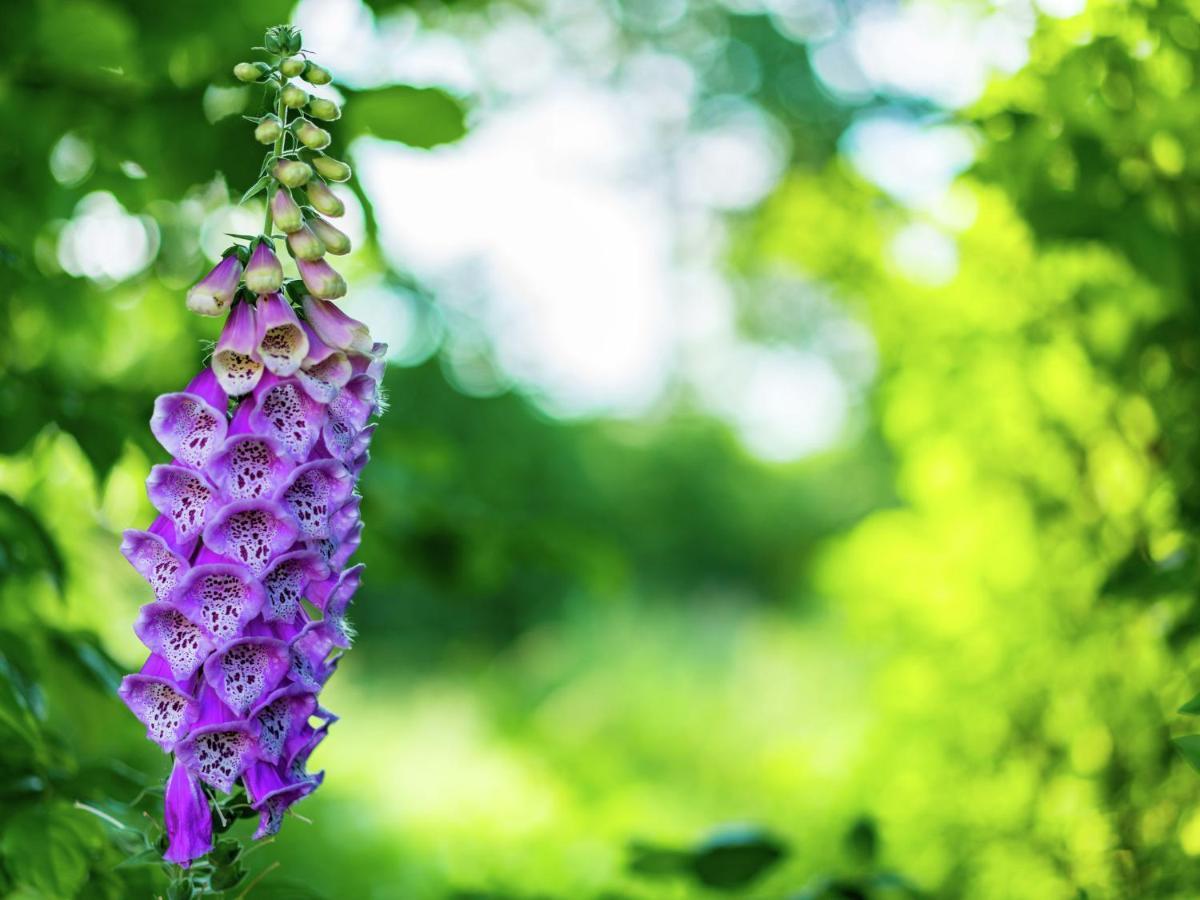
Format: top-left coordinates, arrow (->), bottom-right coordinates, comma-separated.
119,25 -> 384,868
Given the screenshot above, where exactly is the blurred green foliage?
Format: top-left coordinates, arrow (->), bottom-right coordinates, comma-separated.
7,0 -> 1200,898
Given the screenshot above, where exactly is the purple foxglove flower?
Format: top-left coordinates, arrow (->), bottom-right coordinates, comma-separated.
244,241 -> 284,295
186,255 -> 242,317
163,759 -> 213,868
271,188 -> 304,233
307,216 -> 351,255
276,459 -> 354,540
212,301 -> 265,397
286,223 -> 325,262
305,179 -> 344,217
150,372 -> 228,470
134,602 -> 216,681
322,376 -> 377,461
146,464 -> 218,545
295,322 -> 352,403
309,563 -> 363,648
119,675 -> 199,751
260,551 -> 329,624
244,762 -> 322,839
175,721 -> 258,793
302,295 -> 371,353
250,373 -> 326,460
251,685 -> 316,764
256,293 -> 310,377
205,433 -> 292,502
121,529 -> 189,601
173,563 -> 266,644
202,636 -> 290,716
202,498 -> 300,576
296,256 -> 346,300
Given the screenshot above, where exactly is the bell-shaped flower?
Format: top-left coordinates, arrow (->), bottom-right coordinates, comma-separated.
173,563 -> 266,644
120,528 -> 190,601
146,464 -> 217,546
243,762 -> 322,839
175,721 -> 258,794
256,293 -> 309,377
296,324 -> 352,403
305,179 -> 344,217
163,759 -> 213,868
205,433 -> 293,502
260,550 -> 328,623
296,256 -> 346,300
302,295 -> 371,353
251,685 -> 317,764
202,636 -> 290,716
119,675 -> 199,751
250,373 -> 326,460
286,223 -> 325,261
150,370 -> 228,469
202,498 -> 300,577
275,459 -> 354,541
307,216 -> 351,255
271,189 -> 304,233
244,241 -> 284,295
212,301 -> 265,397
133,601 -> 216,681
186,255 -> 242,317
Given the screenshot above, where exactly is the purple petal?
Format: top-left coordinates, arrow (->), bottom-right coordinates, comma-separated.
310,563 -> 362,648
250,685 -> 317,765
186,255 -> 242,318
202,637 -> 291,716
151,391 -> 228,470
121,529 -> 189,601
297,351 -> 352,404
205,433 -> 294,502
247,765 -> 322,839
118,675 -> 199,751
302,294 -> 371,352
286,621 -> 339,690
175,721 -> 258,794
191,681 -> 241,729
163,758 -> 213,867
250,374 -> 325,461
146,465 -> 217,545
256,293 -> 309,377
261,550 -> 329,623
134,602 -> 215,681
276,459 -> 354,540
213,301 -> 265,397
173,563 -> 265,644
202,499 -> 300,577
321,378 -> 375,462
295,257 -> 346,300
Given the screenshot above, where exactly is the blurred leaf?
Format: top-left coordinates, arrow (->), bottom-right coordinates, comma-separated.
343,85 -> 468,148
0,494 -> 65,593
845,817 -> 878,865
690,825 -> 787,891
1173,735 -> 1200,773
49,630 -> 126,695
626,841 -> 692,879
1179,693 -> 1200,715
1,805 -> 95,897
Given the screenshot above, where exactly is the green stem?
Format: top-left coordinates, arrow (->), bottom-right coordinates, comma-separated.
262,75 -> 288,238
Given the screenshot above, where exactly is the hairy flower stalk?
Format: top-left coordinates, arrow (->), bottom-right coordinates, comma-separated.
118,25 -> 384,869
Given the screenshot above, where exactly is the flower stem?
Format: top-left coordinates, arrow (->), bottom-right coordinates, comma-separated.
263,72 -> 289,238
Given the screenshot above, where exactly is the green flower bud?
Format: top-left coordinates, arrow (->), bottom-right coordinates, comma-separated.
234,62 -> 263,83
308,216 -> 351,255
272,158 -> 313,188
254,115 -> 283,145
302,62 -> 332,86
287,223 -> 325,261
271,188 -> 304,233
312,155 -> 351,183
307,98 -> 341,122
286,31 -> 303,55
264,31 -> 284,54
306,179 -> 345,217
294,120 -> 331,150
280,57 -> 306,78
281,84 -> 309,109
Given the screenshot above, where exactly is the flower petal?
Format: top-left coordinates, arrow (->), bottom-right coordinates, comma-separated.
256,293 -> 310,377
202,499 -> 299,577
276,459 -> 354,540
151,391 -> 227,470
163,758 -> 213,867
146,465 -> 218,544
121,529 -> 190,601
176,721 -> 258,794
202,637 -> 291,716
250,685 -> 317,765
134,602 -> 216,681
173,563 -> 266,644
205,433 -> 294,502
250,375 -> 325,461
118,675 -> 199,751
261,550 -> 329,623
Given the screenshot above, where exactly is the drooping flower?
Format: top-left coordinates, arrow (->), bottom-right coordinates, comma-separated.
244,241 -> 284,295
296,257 -> 346,300
286,223 -> 325,262
305,179 -> 344,217
307,216 -> 351,255
186,255 -> 242,317
119,29 -> 385,869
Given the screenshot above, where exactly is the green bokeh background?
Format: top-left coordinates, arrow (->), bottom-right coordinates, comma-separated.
5,0 -> 1200,897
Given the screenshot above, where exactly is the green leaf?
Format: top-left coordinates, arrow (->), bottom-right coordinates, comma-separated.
1180,693 -> 1200,715
689,825 -> 787,891
114,847 -> 165,869
1,805 -> 95,897
240,174 -> 272,205
627,841 -> 692,879
48,630 -> 126,695
343,85 -> 468,148
1174,734 -> 1200,772
0,494 -> 65,593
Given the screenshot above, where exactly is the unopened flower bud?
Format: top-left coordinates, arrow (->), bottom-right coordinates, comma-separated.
306,180 -> 344,217
271,189 -> 303,233
244,241 -> 284,294
234,62 -> 267,83
272,158 -> 313,188
308,216 -> 351,255
255,115 -> 283,144
303,294 -> 372,352
281,84 -> 309,109
297,257 -> 347,300
287,223 -> 325,261
280,57 -> 306,78
312,156 -> 351,183
307,98 -> 341,121
302,62 -> 332,85
294,120 -> 330,150
186,254 -> 242,316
